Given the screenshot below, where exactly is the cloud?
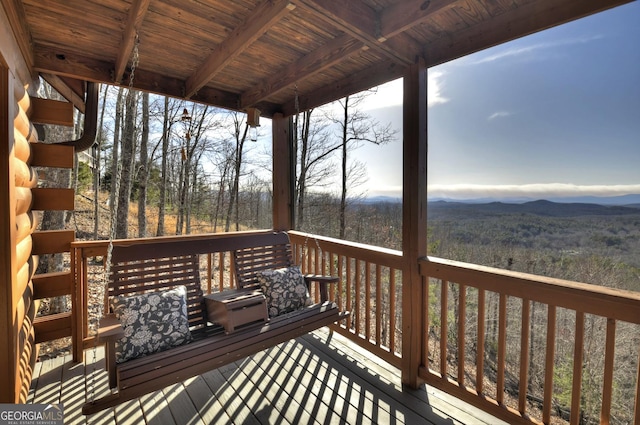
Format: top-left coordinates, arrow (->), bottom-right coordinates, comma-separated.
428,70 -> 448,107
427,183 -> 640,199
488,111 -> 512,120
471,35 -> 604,65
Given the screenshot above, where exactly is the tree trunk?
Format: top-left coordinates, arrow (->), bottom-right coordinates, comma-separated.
115,89 -> 138,239
93,84 -> 108,240
138,92 -> 149,237
225,120 -> 248,232
339,96 -> 349,239
157,97 -> 170,236
296,110 -> 311,229
109,88 -> 124,213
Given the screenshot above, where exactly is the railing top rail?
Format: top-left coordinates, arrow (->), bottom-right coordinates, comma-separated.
421,256 -> 640,324
289,230 -> 404,269
71,229 -> 275,249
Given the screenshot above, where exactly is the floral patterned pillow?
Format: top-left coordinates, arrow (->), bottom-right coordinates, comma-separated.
110,286 -> 192,363
256,266 -> 311,317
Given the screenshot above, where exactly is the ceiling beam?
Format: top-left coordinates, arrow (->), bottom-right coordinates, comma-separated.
30,46 -> 288,115
298,0 -> 420,65
113,0 -> 151,84
185,0 -> 296,98
240,34 -> 365,108
40,73 -> 85,113
280,59 -> 406,117
422,0 -> 634,68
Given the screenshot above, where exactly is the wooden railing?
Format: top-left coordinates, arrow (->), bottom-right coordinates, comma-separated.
420,256 -> 640,425
289,231 -> 404,368
70,231 -> 640,423
71,231 -> 405,368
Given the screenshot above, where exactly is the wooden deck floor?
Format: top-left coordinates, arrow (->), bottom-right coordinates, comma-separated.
28,328 -> 505,424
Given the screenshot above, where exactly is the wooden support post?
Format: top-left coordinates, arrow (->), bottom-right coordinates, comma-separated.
401,59 -> 428,388
272,113 -> 293,231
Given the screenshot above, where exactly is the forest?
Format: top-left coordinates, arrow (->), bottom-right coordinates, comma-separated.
37,82 -> 639,424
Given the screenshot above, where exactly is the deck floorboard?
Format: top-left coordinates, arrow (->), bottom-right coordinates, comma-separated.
29,328 -> 507,424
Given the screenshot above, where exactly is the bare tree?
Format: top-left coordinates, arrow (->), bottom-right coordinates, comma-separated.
325,94 -> 396,238
93,84 -> 109,240
294,109 -> 340,230
109,88 -> 124,212
224,112 -> 250,232
115,89 -> 138,239
137,92 -> 149,237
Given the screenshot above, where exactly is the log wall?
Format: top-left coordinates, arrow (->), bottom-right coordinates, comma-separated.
13,82 -> 40,404
1,4 -> 76,402
1,1 -> 36,403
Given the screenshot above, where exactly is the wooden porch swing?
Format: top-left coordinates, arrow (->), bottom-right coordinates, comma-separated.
82,231 -> 348,415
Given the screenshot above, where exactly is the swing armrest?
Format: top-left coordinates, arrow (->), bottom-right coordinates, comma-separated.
96,314 -> 124,343
304,275 -> 339,303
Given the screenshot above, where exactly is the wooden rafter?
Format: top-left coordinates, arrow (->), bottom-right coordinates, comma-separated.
240,34 -> 365,108
298,0 -> 420,65
33,46 -> 282,117
184,0 -> 296,98
281,59 -> 406,117
113,0 -> 151,84
40,73 -> 85,113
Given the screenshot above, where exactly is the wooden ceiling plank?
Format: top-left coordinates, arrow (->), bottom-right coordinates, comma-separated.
423,0 -> 634,68
299,0 -> 419,65
185,0 -> 296,99
40,73 -> 85,113
114,0 -> 152,84
380,0 -> 459,40
281,59 -> 406,117
240,34 -> 365,108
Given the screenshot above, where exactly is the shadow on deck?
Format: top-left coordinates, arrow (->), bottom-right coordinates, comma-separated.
28,328 -> 505,424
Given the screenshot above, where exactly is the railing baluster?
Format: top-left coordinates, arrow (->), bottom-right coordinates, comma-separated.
376,264 -> 382,347
543,305 -> 557,424
570,311 -> 585,425
390,269 -> 396,354
477,288 -> 485,394
337,254 -> 344,311
497,293 -> 507,404
440,280 -> 448,378
346,257 -> 352,330
519,299 -> 530,414
355,259 -> 361,336
458,284 -> 466,386
634,348 -> 640,425
601,318 -> 616,424
206,253 -> 212,294
422,273 -> 428,367
365,261 -> 371,341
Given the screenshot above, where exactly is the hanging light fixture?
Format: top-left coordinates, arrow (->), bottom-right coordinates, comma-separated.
180,108 -> 191,122
246,108 -> 261,141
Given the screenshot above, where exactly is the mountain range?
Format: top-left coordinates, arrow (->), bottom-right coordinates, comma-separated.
365,194 -> 640,208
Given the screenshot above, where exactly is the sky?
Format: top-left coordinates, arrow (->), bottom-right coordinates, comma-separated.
348,1 -> 640,200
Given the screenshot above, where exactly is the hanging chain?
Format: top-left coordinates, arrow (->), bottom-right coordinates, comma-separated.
89,33 -> 140,404
128,34 -> 140,90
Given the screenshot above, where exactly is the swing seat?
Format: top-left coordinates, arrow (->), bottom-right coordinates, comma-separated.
82,231 -> 348,415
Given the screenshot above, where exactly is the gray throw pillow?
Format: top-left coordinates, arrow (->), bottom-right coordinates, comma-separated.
111,285 -> 192,363
256,266 -> 311,317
